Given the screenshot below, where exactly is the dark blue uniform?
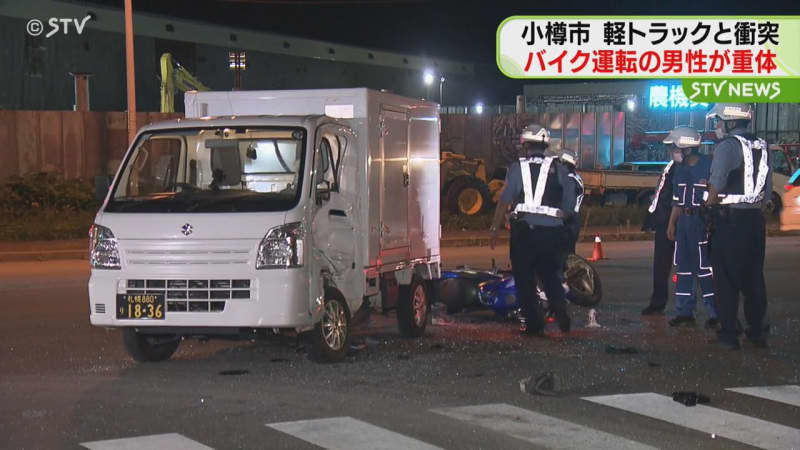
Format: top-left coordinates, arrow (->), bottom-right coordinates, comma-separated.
501,155 -> 577,333
643,162 -> 676,312
672,154 -> 717,319
708,129 -> 772,347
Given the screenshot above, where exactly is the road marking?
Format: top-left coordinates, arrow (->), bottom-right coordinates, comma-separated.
583,392 -> 800,450
81,433 -> 214,450
266,416 -> 443,450
727,385 -> 800,408
430,403 -> 656,450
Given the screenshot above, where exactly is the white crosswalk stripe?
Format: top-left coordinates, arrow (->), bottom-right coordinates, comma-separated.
80,386 -> 800,450
431,403 -> 657,450
583,392 -> 800,450
727,385 -> 800,408
266,416 -> 443,450
81,433 -> 214,450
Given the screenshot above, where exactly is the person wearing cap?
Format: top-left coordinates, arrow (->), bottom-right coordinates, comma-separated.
705,103 -> 772,350
489,124 -> 577,336
641,146 -> 678,316
665,126 -> 719,328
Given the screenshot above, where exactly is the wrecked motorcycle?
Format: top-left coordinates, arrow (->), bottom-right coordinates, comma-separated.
437,254 -> 602,318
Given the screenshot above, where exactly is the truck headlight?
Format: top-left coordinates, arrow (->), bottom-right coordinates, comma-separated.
256,222 -> 304,269
89,224 -> 121,270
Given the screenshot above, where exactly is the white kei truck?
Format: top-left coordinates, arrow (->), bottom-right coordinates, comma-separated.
88,88 -> 441,363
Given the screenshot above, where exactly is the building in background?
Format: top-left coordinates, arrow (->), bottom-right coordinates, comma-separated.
0,0 -> 478,112
524,80 -> 800,168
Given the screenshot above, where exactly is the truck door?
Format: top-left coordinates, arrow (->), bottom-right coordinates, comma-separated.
311,124 -> 361,309
379,108 -> 410,253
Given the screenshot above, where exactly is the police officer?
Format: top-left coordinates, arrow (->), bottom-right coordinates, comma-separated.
489,124 -> 577,336
665,126 -> 718,327
641,146 -> 678,315
560,148 -> 584,255
705,103 -> 772,350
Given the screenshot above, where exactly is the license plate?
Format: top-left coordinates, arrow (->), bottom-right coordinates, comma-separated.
116,294 -> 165,320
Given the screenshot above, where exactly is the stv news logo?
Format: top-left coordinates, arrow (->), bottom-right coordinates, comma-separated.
26,15 -> 92,38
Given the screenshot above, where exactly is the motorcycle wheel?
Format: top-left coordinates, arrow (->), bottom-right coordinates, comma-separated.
564,254 -> 602,307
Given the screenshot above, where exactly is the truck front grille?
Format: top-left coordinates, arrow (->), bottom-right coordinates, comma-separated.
125,279 -> 252,313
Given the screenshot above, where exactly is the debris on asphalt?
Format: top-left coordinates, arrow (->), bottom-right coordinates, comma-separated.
647,360 -> 661,367
605,344 -> 639,354
519,372 -> 560,396
586,309 -> 602,328
219,369 -> 249,376
270,358 -> 289,363
431,303 -> 454,325
672,391 -> 710,406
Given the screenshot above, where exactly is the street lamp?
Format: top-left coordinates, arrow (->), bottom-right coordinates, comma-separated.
439,75 -> 445,107
475,102 -> 484,114
423,70 -> 434,86
423,69 -> 434,100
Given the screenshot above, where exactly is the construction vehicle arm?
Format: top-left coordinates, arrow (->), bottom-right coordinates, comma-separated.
160,53 -> 210,113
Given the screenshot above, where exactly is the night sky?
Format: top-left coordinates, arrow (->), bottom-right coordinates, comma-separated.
85,0 -> 799,104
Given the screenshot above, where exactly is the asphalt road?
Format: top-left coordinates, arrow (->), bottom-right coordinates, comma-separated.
1,238 -> 799,450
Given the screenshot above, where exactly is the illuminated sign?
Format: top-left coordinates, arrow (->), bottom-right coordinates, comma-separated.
648,84 -> 708,109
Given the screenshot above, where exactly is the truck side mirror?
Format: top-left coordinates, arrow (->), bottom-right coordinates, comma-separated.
316,180 -> 331,204
94,175 -> 112,202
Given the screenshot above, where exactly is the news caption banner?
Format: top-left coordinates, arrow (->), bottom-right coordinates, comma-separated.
497,16 -> 800,103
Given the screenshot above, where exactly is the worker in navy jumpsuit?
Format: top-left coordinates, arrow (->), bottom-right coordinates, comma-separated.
665,126 -> 719,327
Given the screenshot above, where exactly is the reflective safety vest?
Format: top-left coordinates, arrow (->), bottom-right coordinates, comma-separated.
513,156 -> 564,217
648,160 -> 674,213
717,136 -> 769,205
568,171 -> 584,214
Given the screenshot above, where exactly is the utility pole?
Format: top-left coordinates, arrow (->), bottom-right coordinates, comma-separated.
124,0 -> 136,145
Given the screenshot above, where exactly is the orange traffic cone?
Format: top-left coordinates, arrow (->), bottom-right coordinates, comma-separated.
588,236 -> 604,262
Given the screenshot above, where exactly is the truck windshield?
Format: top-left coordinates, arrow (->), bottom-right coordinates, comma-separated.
105,127 -> 306,213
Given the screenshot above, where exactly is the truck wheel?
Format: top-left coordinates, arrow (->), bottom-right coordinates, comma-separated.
446,177 -> 492,216
398,277 -> 429,337
122,328 -> 180,362
310,289 -> 351,363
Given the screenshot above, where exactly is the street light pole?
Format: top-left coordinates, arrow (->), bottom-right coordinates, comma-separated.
439,76 -> 445,107
124,0 -> 136,145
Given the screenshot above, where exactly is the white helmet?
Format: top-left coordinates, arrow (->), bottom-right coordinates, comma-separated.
706,103 -> 753,121
662,126 -> 702,149
520,124 -> 550,145
560,148 -> 578,166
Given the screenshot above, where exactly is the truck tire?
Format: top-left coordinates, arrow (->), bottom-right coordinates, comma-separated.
564,254 -> 603,307
310,289 -> 351,363
122,328 -> 180,362
398,277 -> 429,337
446,176 -> 492,216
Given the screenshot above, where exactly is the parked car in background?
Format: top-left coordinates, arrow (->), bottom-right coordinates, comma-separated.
780,168 -> 800,231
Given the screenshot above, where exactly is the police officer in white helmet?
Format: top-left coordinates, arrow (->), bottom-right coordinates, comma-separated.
705,103 -> 772,350
489,124 -> 578,336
